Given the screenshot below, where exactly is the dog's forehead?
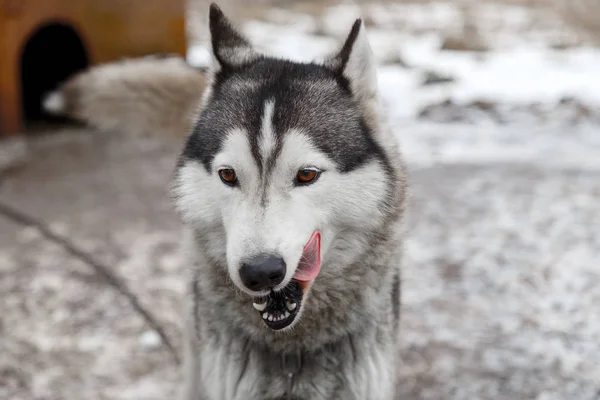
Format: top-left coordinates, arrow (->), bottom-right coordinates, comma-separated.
182,58 -> 387,173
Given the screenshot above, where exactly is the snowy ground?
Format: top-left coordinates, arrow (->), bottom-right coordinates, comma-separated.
188,2 -> 600,124
1,2 -> 600,400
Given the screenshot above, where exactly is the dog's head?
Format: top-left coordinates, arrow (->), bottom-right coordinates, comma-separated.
173,3 -> 395,331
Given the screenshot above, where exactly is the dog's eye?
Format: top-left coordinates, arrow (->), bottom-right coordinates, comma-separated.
218,168 -> 238,186
295,168 -> 320,186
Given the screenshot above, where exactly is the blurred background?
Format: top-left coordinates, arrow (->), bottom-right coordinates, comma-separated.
1,1 -> 599,399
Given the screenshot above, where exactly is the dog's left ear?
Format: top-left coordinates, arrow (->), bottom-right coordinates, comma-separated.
326,19 -> 378,107
208,3 -> 258,71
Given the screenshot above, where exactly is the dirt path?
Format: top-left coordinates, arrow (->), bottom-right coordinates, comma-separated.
1,127 -> 599,400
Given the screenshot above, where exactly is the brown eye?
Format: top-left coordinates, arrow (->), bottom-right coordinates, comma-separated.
295,168 -> 321,186
218,168 -> 237,186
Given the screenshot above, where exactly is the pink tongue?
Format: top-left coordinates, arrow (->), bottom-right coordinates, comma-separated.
293,231 -> 321,282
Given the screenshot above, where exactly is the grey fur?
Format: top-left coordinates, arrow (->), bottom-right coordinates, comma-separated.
173,4 -> 407,400
43,55 -> 207,139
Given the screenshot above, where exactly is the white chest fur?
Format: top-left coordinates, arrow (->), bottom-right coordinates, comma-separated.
194,334 -> 397,400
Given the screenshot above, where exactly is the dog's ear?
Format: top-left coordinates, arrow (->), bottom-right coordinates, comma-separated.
208,3 -> 258,71
326,19 -> 378,107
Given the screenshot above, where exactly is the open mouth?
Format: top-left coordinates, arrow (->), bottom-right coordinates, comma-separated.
252,231 -> 321,330
253,280 -> 303,330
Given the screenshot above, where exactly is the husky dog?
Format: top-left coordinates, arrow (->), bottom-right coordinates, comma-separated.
47,3 -> 407,399
172,4 -> 406,400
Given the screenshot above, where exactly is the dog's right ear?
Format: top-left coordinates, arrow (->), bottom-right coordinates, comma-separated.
208,3 -> 258,71
325,19 -> 378,110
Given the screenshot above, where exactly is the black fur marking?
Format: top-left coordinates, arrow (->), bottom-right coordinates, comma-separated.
192,277 -> 202,342
265,132 -> 283,174
183,58 -> 389,173
392,271 -> 401,327
348,334 -> 358,364
233,338 -> 252,398
260,130 -> 283,207
181,21 -> 391,177
336,19 -> 363,73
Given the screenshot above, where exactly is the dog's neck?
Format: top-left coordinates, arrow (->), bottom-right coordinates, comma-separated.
183,224 -> 401,399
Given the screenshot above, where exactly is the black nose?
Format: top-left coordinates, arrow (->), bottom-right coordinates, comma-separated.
239,255 -> 286,292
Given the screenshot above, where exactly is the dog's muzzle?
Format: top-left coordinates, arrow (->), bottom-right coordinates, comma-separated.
251,231 -> 321,330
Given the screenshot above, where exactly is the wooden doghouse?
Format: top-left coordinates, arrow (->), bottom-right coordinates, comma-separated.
0,0 -> 186,138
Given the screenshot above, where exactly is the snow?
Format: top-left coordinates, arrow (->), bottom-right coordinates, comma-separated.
186,45 -> 212,68
395,122 -> 600,170
409,46 -> 600,108
139,330 -> 162,348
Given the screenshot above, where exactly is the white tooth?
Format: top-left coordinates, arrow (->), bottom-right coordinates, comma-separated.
268,315 -> 274,322
286,301 -> 297,311
262,312 -> 268,320
253,302 -> 267,311
284,311 -> 290,318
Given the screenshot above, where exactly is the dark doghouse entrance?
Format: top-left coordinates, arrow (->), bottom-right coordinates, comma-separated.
20,22 -> 88,128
